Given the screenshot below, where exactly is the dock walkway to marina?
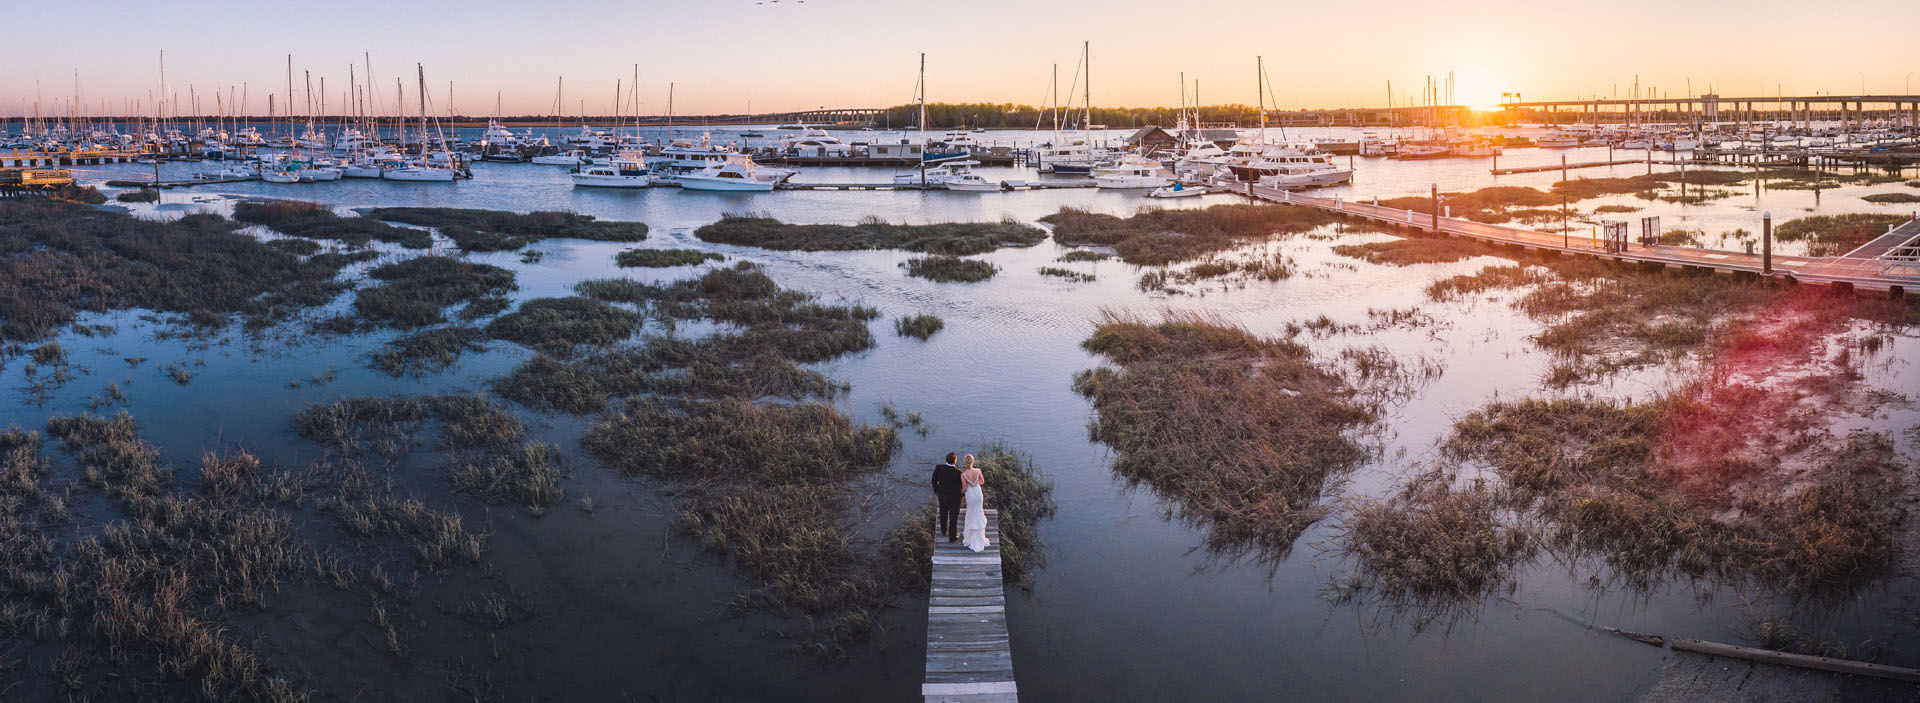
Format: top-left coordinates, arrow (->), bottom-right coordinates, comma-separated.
922,508 -> 1018,703
1239,183 -> 1920,296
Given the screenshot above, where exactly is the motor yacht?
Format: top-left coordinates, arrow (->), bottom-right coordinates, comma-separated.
570,152 -> 653,188
778,127 -> 853,157
1092,155 -> 1175,189
677,155 -> 779,192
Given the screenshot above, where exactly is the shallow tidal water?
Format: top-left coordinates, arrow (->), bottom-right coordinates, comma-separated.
9,136 -> 1920,701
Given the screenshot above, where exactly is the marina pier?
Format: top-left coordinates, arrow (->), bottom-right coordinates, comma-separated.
1241,183 -> 1920,297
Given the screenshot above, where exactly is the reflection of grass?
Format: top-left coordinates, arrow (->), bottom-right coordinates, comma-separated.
903,255 -> 996,282
1073,313 -> 1374,557
616,248 -> 723,268
695,213 -> 1044,255
1042,204 -> 1351,265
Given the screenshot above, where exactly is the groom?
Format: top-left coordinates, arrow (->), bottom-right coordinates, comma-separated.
931,452 -> 963,543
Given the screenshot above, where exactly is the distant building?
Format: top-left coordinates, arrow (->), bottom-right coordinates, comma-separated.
866,141 -> 925,160
1123,127 -> 1239,151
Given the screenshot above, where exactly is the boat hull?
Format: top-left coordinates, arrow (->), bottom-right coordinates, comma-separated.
677,177 -> 776,192
382,168 -> 456,182
571,174 -> 653,188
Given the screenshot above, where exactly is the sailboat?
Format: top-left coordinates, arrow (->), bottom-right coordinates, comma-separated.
384,64 -> 456,181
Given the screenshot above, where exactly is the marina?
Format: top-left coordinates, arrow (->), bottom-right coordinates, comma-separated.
4,6 -> 1920,702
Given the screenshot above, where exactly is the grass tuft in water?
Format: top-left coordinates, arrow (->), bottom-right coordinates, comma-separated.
694,213 -> 1044,255
366,207 -> 647,252
616,248 -> 724,268
895,314 -> 944,339
902,255 -> 996,282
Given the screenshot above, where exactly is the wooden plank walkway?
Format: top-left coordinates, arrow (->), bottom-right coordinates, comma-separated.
924,508 -> 1017,703
1236,182 -> 1920,295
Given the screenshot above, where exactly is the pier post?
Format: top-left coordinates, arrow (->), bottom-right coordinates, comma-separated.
1762,211 -> 1773,274
1430,183 -> 1440,233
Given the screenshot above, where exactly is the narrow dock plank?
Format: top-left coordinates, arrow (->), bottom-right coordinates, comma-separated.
923,509 -> 1017,702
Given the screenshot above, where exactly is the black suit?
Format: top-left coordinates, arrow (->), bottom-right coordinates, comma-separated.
932,463 -> 963,540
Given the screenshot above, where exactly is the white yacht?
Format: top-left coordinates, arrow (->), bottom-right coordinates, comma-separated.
931,161 -> 997,191
778,127 -> 853,157
533,149 -> 598,166
894,160 -> 976,186
571,152 -> 653,188
1092,155 -> 1175,189
1537,131 -> 1582,148
677,155 -> 779,192
1255,158 -> 1353,189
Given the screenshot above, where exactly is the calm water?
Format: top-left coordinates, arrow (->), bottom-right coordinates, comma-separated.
8,134 -> 1919,701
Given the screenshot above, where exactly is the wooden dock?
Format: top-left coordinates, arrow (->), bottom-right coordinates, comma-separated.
923,508 -> 1018,703
1490,158 -> 1652,175
1238,183 -> 1920,296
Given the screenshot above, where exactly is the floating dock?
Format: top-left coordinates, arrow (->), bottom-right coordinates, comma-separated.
776,180 -> 1093,191
923,508 -> 1018,703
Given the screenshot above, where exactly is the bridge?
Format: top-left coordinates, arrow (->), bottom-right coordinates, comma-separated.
1231,181 -> 1920,297
922,508 -> 1018,703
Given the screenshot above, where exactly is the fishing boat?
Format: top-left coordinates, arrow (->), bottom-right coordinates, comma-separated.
1256,159 -> 1353,189
1092,155 -> 1175,189
570,152 -> 653,188
1147,182 -> 1205,198
677,155 -> 779,192
894,160 -> 970,185
933,161 -> 997,191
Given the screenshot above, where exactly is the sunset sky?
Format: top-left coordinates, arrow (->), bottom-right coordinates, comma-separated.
6,0 -> 1915,118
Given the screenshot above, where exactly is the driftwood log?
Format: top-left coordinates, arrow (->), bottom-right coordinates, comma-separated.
1605,627 -> 1920,683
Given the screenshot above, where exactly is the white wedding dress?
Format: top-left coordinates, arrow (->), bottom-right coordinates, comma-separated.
962,481 -> 988,552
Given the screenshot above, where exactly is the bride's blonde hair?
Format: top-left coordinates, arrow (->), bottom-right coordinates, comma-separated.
962,454 -> 976,469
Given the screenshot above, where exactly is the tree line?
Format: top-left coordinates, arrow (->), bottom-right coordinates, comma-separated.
877,102 -> 1271,130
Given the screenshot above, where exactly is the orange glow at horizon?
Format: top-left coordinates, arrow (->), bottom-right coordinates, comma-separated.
0,1 -> 1914,116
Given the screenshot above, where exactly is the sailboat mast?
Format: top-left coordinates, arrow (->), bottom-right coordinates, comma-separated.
417,64 -> 427,156
1257,55 -> 1266,144
1081,41 -> 1091,146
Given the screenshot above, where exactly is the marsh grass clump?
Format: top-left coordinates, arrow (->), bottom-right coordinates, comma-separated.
294,395 -> 564,514
0,198 -> 360,342
1056,249 -> 1112,262
895,314 -> 944,339
50,184 -> 108,204
584,398 -> 897,483
1073,313 -> 1375,557
694,213 -> 1045,255
1445,399 -> 1900,597
1339,474 -> 1536,628
1775,214 -> 1911,256
1037,266 -> 1095,282
352,256 -> 517,329
902,255 -> 996,282
448,442 -> 563,516
366,207 -> 647,251
1862,192 -> 1920,203
1041,204 -> 1348,265
485,296 -> 643,356
114,188 -> 160,203
616,248 -> 724,268
1424,253 -> 1779,384
234,200 -> 430,249
369,326 -> 487,376
1379,185 -> 1561,224
1331,235 -> 1509,266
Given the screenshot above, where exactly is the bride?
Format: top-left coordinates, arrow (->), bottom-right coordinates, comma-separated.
961,454 -> 988,552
